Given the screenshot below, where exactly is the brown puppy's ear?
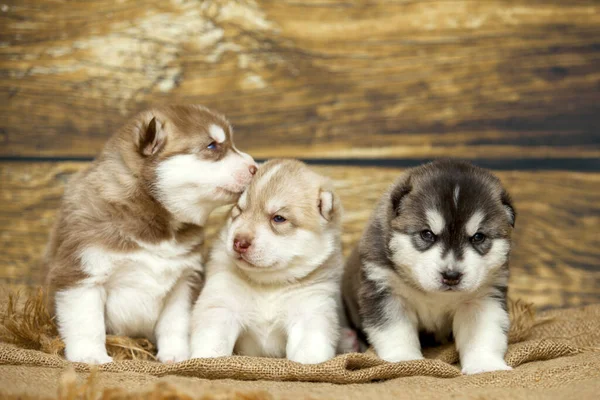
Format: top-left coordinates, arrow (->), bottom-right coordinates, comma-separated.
501,190 -> 516,227
318,189 -> 336,222
139,116 -> 166,157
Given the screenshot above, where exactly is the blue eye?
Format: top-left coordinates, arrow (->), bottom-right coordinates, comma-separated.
272,215 -> 286,223
207,141 -> 217,150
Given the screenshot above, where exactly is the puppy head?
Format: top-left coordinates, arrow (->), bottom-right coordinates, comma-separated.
124,105 -> 257,224
387,160 -> 515,293
225,159 -> 342,284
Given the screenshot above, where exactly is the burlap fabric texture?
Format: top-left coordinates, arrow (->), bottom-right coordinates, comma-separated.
1,288 -> 599,399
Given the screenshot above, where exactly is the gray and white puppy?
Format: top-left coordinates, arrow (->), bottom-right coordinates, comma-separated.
343,159 -> 516,375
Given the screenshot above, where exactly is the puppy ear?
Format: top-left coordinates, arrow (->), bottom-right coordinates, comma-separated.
318,190 -> 336,222
139,116 -> 166,157
501,190 -> 516,227
390,176 -> 412,216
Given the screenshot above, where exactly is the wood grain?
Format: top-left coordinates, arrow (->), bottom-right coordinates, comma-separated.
0,162 -> 598,309
1,0 -> 599,159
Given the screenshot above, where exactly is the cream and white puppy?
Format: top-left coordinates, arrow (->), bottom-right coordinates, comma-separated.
45,105 -> 256,364
190,159 -> 346,364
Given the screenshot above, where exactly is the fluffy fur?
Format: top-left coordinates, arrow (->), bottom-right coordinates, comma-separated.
190,159 -> 353,364
44,105 -> 256,364
343,159 -> 516,374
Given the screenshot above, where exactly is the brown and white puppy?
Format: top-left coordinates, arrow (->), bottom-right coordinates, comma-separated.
190,159 -> 349,363
45,105 -> 257,364
343,159 -> 516,374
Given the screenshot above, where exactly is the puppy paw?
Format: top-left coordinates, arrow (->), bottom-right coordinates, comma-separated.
338,327 -> 360,354
66,350 -> 113,365
190,345 -> 232,360
379,350 -> 424,363
461,357 -> 512,375
289,345 -> 336,365
157,340 -> 190,364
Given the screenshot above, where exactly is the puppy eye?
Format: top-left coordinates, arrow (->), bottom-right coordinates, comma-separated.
272,215 -> 286,223
420,230 -> 436,242
471,232 -> 486,243
207,141 -> 218,150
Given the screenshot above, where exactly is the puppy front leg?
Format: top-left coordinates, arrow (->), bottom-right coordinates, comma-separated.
55,285 -> 112,364
155,275 -> 192,363
190,306 -> 241,359
454,297 -> 511,375
286,297 -> 338,364
362,290 -> 423,362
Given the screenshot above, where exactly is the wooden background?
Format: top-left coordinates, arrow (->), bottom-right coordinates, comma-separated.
0,0 -> 598,310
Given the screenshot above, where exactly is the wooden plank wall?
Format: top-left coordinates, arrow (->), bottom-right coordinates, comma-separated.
1,0 -> 599,309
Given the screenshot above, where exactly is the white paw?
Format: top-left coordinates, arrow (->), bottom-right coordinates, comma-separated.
379,349 -> 424,363
289,345 -> 336,365
338,328 -> 360,354
190,345 -> 232,359
461,357 -> 512,375
66,350 -> 113,365
157,340 -> 190,364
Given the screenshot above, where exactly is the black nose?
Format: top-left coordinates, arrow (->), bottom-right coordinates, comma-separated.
441,270 -> 463,286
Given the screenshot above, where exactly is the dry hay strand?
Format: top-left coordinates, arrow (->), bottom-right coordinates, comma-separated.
0,288 -> 156,361
0,287 -> 63,355
57,367 -> 274,400
508,298 -> 543,343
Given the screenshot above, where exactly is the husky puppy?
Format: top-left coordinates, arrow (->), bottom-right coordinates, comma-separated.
190,159 -> 347,364
343,159 -> 516,374
45,105 -> 257,364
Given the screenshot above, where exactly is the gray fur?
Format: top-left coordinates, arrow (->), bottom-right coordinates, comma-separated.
343,159 -> 515,344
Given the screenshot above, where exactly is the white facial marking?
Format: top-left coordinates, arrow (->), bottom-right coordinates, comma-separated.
389,232 -> 444,292
209,124 -> 226,143
425,209 -> 445,235
456,238 -> 510,292
465,210 -> 485,237
155,151 -> 254,224
454,185 -> 460,207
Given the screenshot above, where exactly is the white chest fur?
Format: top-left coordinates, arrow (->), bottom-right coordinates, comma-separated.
369,264 -> 467,339
198,263 -> 337,359
403,289 -> 460,339
234,288 -> 290,357
80,239 -> 203,340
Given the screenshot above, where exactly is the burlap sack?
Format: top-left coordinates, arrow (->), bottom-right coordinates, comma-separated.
1,288 -> 599,399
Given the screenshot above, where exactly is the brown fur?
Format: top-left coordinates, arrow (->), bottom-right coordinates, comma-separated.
44,105 -> 228,294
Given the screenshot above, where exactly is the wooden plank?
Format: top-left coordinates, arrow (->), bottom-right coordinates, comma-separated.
1,0 -> 599,159
0,162 -> 598,310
